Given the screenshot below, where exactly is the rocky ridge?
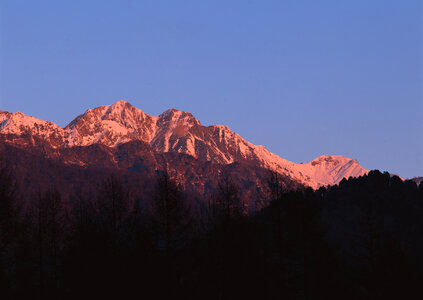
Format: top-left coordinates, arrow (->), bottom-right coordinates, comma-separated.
0,100 -> 369,189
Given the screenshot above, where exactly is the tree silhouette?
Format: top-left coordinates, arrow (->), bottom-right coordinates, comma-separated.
151,171 -> 192,253
33,188 -> 68,297
0,162 -> 421,299
0,161 -> 19,296
96,175 -> 134,257
0,161 -> 18,253
149,171 -> 192,297
213,172 -> 244,222
264,170 -> 287,296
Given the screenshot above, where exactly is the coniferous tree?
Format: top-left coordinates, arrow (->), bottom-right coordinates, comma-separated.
32,188 -> 68,297
96,175 -> 132,258
0,162 -> 17,253
150,171 -> 192,297
63,189 -> 98,297
151,171 -> 192,253
264,170 -> 287,296
0,161 -> 19,296
214,173 -> 244,222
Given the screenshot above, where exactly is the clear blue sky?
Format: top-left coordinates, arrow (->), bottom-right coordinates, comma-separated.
0,0 -> 422,178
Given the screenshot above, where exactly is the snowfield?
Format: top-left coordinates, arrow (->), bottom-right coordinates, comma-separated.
0,100 -> 369,189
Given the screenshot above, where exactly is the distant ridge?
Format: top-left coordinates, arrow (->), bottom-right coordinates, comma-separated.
410,177 -> 423,186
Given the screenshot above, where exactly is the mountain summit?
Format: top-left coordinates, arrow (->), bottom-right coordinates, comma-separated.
0,100 -> 368,188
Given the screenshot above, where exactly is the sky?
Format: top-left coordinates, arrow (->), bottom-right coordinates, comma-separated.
0,0 -> 422,178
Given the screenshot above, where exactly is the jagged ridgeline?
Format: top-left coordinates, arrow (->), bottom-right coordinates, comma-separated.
0,102 -> 421,300
0,100 -> 367,191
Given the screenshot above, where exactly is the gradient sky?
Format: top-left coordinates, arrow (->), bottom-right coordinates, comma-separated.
0,0 -> 422,178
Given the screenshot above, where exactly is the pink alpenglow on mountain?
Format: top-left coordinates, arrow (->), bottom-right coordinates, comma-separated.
0,100 -> 368,189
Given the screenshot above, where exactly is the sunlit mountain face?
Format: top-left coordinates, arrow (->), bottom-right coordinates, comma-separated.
0,100 -> 368,191
1,102 -> 420,300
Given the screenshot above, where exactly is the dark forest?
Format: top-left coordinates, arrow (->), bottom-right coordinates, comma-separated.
0,161 -> 422,300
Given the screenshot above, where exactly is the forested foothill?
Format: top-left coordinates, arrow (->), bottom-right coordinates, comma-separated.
0,159 -> 422,299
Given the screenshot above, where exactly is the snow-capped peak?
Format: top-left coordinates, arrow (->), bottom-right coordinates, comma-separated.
0,101 -> 369,188
289,155 -> 368,189
0,110 -> 65,147
64,100 -> 157,147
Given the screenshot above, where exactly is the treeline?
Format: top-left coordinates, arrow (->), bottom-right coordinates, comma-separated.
0,161 -> 422,299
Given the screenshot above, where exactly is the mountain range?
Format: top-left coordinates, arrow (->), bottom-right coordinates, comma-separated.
0,100 -> 368,192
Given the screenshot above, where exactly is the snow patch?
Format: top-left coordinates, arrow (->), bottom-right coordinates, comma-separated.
0,102 -> 369,188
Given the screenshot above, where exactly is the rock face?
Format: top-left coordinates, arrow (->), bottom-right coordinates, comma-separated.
0,100 -> 368,189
